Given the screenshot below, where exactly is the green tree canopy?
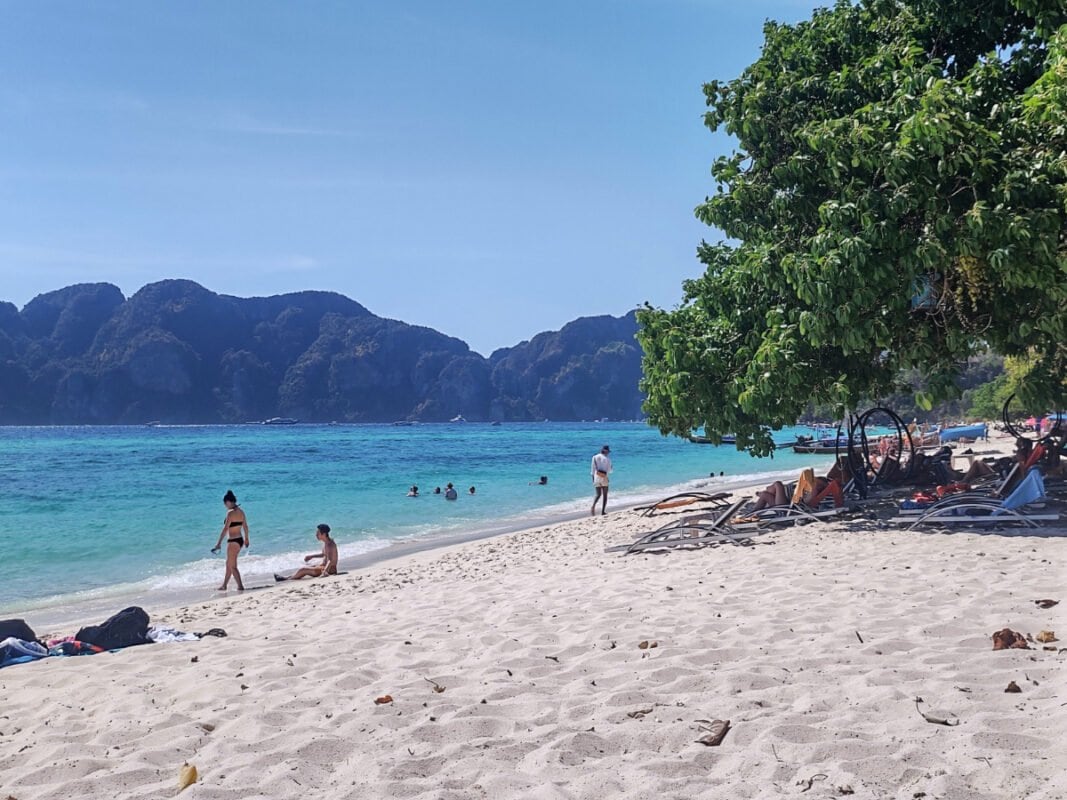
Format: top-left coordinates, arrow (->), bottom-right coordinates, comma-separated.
639,0 -> 1067,455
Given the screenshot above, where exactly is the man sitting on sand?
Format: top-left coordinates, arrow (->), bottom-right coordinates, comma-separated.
275,524 -> 338,582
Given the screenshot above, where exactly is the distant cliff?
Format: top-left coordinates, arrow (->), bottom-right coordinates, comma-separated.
0,280 -> 645,424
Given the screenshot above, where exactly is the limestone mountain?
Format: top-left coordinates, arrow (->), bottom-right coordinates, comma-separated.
488,312 -> 643,422
0,280 -> 644,424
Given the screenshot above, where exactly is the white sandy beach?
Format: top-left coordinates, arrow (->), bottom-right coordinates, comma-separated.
1,438 -> 1065,800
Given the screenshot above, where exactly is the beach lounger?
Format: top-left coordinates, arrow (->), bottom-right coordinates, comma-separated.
972,443 -> 1045,493
729,504 -> 849,530
794,468 -> 845,507
634,491 -> 731,517
891,468 -> 1060,530
606,498 -> 750,554
728,468 -> 852,530
897,444 -> 1048,516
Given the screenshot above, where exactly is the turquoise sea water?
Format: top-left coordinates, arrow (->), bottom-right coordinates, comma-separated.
0,422 -> 831,619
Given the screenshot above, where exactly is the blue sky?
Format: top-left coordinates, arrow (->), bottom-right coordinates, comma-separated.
0,1 -> 821,354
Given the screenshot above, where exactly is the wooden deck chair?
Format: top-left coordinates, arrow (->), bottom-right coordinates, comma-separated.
634,491 -> 731,517
891,468 -> 1059,529
606,498 -> 750,554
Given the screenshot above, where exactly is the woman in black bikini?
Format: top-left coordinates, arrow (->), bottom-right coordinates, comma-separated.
212,489 -> 249,591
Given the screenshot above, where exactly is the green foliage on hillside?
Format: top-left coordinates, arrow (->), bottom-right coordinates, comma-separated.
639,0 -> 1067,455
799,351 -> 1008,423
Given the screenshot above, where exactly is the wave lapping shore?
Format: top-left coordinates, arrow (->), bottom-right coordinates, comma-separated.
0,422 -> 829,624
2,435 -> 1064,799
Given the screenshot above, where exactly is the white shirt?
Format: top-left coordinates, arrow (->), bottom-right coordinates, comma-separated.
591,452 -> 612,476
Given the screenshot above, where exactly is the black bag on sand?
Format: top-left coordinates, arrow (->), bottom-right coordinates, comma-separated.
75,606 -> 150,650
0,619 -> 38,643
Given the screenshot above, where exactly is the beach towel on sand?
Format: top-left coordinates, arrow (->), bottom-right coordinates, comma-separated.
0,637 -> 48,668
48,641 -> 105,657
147,626 -> 198,644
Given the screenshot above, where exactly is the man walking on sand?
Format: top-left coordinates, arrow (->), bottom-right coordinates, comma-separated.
591,444 -> 612,516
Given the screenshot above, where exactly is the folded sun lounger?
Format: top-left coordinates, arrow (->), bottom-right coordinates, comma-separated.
606,498 -> 750,554
634,491 -> 731,517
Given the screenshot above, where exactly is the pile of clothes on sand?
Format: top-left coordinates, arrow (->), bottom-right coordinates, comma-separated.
0,607 -> 225,669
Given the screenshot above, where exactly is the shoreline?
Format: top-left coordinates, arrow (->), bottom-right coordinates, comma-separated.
0,429 -> 1061,800
21,467 -> 811,634
12,429 -> 1013,634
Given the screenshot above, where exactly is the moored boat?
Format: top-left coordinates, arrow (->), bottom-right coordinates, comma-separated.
939,422 -> 987,443
791,436 -> 850,453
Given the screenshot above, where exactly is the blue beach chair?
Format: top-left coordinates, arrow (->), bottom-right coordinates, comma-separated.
892,467 -> 1059,530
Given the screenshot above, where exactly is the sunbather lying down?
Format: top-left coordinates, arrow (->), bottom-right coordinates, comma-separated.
912,438 -> 1040,494
753,467 -> 844,511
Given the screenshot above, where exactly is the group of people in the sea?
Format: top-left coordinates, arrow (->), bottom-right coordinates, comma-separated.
209,443 -> 616,591
407,483 -> 475,500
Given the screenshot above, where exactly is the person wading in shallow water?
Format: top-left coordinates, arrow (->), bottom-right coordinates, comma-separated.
590,445 -> 612,516
212,489 -> 249,591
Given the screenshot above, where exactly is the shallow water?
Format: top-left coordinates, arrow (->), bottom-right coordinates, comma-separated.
0,421 -> 832,617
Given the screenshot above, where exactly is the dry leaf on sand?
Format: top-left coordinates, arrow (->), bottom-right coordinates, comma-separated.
1036,630 -> 1058,643
914,697 -> 959,726
177,763 -> 198,792
374,695 -> 394,705
992,628 -> 1030,651
695,718 -> 730,746
1005,681 -> 1022,694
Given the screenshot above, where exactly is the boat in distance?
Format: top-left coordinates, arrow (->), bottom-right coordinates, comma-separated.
939,422 -> 988,443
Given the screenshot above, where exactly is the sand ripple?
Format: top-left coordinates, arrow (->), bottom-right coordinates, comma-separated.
0,504 -> 1063,799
